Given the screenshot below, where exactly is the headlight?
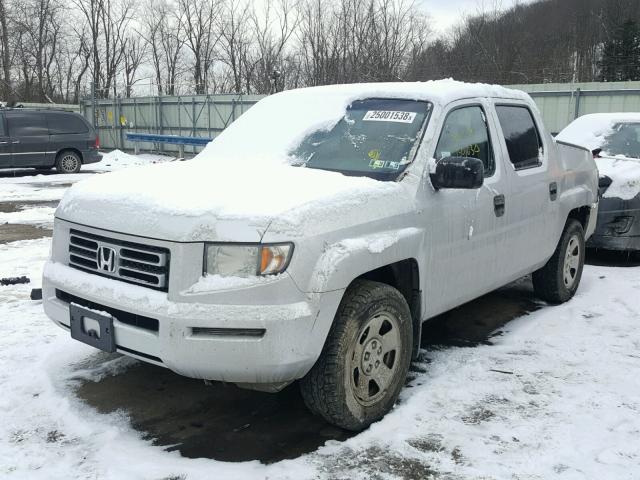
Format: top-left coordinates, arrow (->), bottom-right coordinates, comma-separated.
204,243 -> 293,277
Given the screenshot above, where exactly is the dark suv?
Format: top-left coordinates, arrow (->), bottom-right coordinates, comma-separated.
0,108 -> 100,173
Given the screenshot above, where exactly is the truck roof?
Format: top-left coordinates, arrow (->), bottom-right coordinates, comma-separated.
285,79 -> 532,107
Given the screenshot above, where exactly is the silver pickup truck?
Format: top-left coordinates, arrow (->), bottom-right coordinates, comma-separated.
43,81 -> 598,431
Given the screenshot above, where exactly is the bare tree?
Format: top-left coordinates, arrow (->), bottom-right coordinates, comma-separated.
0,0 -> 13,101
218,0 -> 252,93
248,0 -> 299,93
178,0 -> 220,93
123,34 -> 146,97
139,0 -> 185,95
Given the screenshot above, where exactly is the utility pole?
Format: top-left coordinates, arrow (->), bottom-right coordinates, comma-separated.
91,81 -> 97,129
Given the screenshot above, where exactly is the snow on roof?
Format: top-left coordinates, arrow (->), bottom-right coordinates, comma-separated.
556,112 -> 640,151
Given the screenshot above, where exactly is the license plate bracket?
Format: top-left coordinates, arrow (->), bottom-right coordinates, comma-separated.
69,304 -> 116,353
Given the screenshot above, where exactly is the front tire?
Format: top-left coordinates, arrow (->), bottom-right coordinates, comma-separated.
533,219 -> 585,304
55,151 -> 82,174
300,280 -> 413,431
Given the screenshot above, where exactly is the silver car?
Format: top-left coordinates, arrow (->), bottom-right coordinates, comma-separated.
43,81 -> 598,430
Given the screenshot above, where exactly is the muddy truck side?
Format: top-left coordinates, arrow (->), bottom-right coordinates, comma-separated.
42,81 -> 598,431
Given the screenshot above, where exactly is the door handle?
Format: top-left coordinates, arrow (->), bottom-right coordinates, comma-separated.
0,141 -> 8,145
11,140 -> 20,144
493,194 -> 506,217
549,182 -> 558,201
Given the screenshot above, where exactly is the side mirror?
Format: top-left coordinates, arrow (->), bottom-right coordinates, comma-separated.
430,156 -> 484,190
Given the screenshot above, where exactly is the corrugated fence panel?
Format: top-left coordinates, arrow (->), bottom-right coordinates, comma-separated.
511,81 -> 640,134
79,83 -> 640,152
80,94 -> 263,154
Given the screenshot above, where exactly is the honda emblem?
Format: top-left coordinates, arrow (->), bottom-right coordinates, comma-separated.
97,246 -> 117,273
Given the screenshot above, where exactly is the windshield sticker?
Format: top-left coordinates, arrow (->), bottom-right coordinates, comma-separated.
363,110 -> 417,123
368,149 -> 381,161
368,159 -> 400,170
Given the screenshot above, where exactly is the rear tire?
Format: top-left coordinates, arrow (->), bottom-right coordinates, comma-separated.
532,219 -> 585,304
55,150 -> 82,174
300,280 -> 413,431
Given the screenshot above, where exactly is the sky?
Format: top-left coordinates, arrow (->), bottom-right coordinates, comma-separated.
418,0 -> 529,33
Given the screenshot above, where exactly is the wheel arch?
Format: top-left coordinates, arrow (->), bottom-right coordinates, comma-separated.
567,205 -> 591,231
56,147 -> 84,163
354,259 -> 422,360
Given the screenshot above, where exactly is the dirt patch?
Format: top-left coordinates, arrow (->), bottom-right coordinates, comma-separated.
74,362 -> 353,463
317,446 -> 444,480
27,182 -> 74,189
0,223 -> 52,243
421,277 -> 540,348
0,200 -> 59,213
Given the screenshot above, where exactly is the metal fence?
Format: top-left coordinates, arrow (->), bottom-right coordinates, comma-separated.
78,81 -> 640,153
509,81 -> 640,134
79,94 -> 263,154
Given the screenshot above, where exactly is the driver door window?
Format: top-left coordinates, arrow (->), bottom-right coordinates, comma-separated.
435,106 -> 495,176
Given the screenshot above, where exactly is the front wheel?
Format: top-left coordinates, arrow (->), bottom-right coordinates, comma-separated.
300,280 -> 413,431
55,151 -> 82,174
533,219 -> 585,304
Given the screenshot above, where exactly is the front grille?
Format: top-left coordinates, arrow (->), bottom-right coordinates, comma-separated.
68,229 -> 170,291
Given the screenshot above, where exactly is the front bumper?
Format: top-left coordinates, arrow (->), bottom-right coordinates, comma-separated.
42,220 -> 344,386
586,196 -> 640,252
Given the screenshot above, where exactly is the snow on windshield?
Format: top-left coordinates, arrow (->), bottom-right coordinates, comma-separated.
195,80 -> 529,168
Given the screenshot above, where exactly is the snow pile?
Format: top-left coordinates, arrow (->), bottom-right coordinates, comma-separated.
0,206 -> 55,226
557,113 -> 640,200
0,181 -> 70,203
596,156 -> 640,200
2,236 -> 640,479
340,228 -> 419,254
91,149 -> 174,172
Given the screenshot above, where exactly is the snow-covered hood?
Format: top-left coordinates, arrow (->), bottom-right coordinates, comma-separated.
595,156 -> 640,200
55,160 -> 410,242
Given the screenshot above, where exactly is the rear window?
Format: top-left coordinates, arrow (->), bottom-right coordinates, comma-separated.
7,113 -> 48,137
602,123 -> 640,159
496,106 -> 543,170
47,112 -> 89,134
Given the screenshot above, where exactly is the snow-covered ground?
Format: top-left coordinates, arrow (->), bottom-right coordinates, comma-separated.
1,151 -> 640,479
0,150 -> 174,204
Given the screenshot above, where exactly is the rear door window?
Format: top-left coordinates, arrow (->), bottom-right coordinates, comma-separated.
602,123 -> 640,159
496,105 -> 543,170
7,113 -> 49,137
47,112 -> 89,134
435,105 -> 495,176
0,114 -> 6,136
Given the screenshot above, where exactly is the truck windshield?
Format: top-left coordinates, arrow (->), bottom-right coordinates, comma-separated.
290,99 -> 432,181
602,123 -> 640,159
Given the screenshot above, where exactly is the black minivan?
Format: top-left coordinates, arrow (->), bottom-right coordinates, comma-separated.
0,108 -> 101,174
